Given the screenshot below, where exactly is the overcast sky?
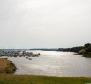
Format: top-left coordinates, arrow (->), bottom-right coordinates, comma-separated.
0,0 -> 91,48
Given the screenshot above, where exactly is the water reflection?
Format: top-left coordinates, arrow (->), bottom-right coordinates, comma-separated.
7,51 -> 91,77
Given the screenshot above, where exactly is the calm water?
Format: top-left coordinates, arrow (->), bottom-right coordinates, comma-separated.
7,51 -> 91,77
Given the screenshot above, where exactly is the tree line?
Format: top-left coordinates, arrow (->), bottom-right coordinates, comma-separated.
58,43 -> 91,57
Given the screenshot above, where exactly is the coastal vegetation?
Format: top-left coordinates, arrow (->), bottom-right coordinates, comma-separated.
58,43 -> 91,57
0,75 -> 91,84
79,43 -> 91,57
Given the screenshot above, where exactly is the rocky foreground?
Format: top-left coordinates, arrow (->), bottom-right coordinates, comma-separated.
0,58 -> 16,73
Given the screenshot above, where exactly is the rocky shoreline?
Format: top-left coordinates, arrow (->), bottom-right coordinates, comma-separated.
0,58 -> 16,73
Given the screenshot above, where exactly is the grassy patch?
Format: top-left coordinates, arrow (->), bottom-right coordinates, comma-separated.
0,75 -> 91,84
